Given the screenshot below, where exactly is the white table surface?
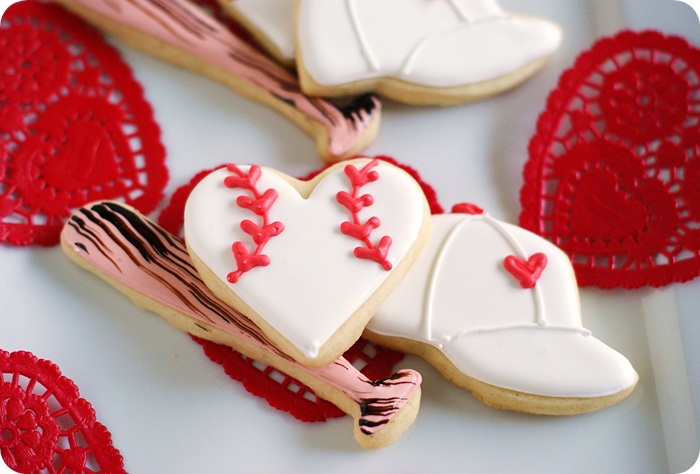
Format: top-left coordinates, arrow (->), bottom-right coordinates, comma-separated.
1,1 -> 700,473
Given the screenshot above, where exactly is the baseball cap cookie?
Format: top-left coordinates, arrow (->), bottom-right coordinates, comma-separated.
366,209 -> 638,415
296,0 -> 563,105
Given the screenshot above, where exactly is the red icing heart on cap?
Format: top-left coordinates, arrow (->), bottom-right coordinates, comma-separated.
503,253 -> 548,289
0,1 -> 168,246
520,30 -> 700,289
0,350 -> 125,473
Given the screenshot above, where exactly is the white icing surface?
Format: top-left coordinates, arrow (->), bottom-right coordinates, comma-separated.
184,160 -> 426,361
229,0 -> 296,61
368,213 -> 637,398
297,0 -> 562,87
441,329 -> 637,397
5,2 -> 697,471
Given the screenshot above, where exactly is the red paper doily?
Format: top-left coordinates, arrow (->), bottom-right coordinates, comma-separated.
0,1 -> 168,246
520,30 -> 700,289
158,157 -> 441,423
0,349 -> 125,474
192,336 -> 405,422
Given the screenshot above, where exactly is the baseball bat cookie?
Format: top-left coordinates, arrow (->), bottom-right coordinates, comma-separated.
183,158 -> 432,367
295,0 -> 563,105
52,0 -> 381,162
366,206 -> 638,415
61,201 -> 422,449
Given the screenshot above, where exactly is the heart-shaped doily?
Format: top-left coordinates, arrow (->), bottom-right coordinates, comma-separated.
520,30 -> 700,289
0,349 -> 125,473
0,1 -> 168,246
183,158 -> 428,365
158,158 -> 433,422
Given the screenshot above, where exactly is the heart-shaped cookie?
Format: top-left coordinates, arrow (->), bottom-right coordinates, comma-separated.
184,158 -> 430,366
159,161 -> 417,423
0,1 -> 167,246
520,30 -> 700,289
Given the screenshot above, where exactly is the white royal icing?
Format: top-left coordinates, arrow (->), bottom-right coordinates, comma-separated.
229,0 -> 296,62
184,160 -> 426,361
297,0 -> 562,88
368,213 -> 637,398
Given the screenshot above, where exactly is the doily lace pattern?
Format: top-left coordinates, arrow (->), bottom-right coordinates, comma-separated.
520,30 -> 700,289
0,1 -> 168,246
0,350 -> 126,474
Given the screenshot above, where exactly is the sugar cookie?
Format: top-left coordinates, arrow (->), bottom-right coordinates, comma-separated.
61,201 -> 422,449
365,207 -> 638,415
53,0 -> 381,162
184,158 -> 431,366
296,0 -> 562,105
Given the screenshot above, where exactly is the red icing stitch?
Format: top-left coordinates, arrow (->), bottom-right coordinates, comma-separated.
223,164 -> 284,283
503,253 -> 548,289
0,349 -> 125,473
231,241 -> 271,274
0,1 -> 168,246
337,160 -> 393,270
240,219 -> 285,245
520,30 -> 700,289
237,189 -> 279,215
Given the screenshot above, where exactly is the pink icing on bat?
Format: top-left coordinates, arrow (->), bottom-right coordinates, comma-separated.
503,252 -> 548,289
336,159 -> 393,270
224,164 -> 284,283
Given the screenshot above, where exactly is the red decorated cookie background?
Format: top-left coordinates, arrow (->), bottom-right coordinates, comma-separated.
157,156 -> 442,423
520,30 -> 700,289
0,1 -> 168,246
